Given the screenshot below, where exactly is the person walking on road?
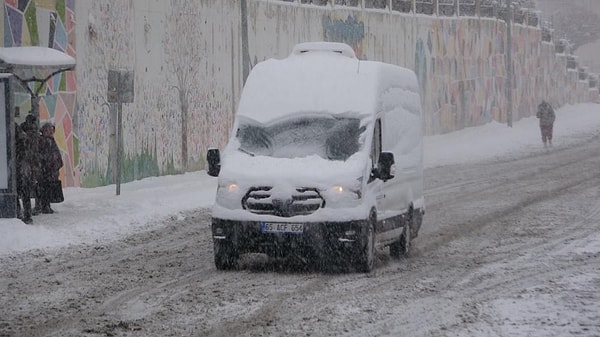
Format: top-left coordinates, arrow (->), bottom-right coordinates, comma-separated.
536,100 -> 556,148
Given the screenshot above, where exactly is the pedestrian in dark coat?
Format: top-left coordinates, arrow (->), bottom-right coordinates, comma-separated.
15,121 -> 36,224
38,122 -> 63,214
536,100 -> 556,147
21,114 -> 41,214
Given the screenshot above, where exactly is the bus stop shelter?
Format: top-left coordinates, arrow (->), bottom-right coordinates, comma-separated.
0,47 -> 75,219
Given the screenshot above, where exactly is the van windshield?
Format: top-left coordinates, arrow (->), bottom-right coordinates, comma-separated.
236,116 -> 364,160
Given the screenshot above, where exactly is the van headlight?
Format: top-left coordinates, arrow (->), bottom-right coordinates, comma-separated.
216,182 -> 244,209
323,184 -> 362,208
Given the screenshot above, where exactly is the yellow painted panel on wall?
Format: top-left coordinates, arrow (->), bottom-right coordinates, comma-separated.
21,20 -> 32,46
35,0 -> 57,10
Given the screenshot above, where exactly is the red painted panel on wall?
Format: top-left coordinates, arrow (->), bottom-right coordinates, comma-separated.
39,100 -> 50,120
61,93 -> 76,115
61,106 -> 73,139
54,95 -> 67,124
67,70 -> 76,91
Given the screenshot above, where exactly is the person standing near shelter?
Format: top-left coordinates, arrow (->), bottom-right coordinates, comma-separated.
38,122 -> 63,214
21,114 -> 42,214
15,117 -> 36,224
536,100 -> 556,148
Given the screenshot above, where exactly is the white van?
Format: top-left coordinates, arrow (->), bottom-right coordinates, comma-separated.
207,42 -> 424,272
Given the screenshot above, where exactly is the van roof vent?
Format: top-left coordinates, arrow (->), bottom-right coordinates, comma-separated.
291,42 -> 356,59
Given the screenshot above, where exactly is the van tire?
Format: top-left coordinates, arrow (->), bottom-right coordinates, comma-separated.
390,211 -> 412,258
355,213 -> 376,273
214,241 -> 239,270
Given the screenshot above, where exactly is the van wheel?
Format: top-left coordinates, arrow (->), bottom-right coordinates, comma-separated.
390,212 -> 412,258
355,214 -> 376,273
214,240 -> 239,270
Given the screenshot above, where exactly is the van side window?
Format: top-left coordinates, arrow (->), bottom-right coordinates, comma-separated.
371,119 -> 382,170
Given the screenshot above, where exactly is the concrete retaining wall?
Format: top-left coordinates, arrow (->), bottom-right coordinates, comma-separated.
2,0 -> 596,187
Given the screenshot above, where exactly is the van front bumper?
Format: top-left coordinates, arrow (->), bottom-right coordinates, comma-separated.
211,218 -> 369,259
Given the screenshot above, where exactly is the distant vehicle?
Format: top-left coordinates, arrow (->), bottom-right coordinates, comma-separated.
206,42 -> 425,272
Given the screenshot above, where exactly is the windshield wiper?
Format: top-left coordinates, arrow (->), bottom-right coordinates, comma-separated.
238,147 -> 255,157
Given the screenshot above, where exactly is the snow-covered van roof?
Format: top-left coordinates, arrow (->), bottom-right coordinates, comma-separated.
236,42 -> 419,124
291,41 -> 357,58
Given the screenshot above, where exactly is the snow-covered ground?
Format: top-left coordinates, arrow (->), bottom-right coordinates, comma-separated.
1,103 -> 599,256
1,103 -> 600,337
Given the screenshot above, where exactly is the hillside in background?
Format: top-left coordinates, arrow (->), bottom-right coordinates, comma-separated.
534,0 -> 600,73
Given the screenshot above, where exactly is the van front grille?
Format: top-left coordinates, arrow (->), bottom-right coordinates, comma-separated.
242,187 -> 325,217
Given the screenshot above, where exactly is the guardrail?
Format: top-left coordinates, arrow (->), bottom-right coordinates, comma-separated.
276,0 -> 595,92
286,0 -> 540,28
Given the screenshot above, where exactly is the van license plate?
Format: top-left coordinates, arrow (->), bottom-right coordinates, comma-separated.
261,222 -> 304,234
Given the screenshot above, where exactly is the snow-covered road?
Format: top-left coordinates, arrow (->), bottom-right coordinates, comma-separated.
1,127 -> 599,337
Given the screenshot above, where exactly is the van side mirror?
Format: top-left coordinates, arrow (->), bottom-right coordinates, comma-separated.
206,148 -> 221,177
375,152 -> 395,181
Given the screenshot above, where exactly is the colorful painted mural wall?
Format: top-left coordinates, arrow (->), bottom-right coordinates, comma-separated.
2,1 -> 595,187
2,0 -> 77,185
249,2 -> 596,135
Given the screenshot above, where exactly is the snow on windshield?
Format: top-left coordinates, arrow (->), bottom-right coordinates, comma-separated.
236,115 -> 364,160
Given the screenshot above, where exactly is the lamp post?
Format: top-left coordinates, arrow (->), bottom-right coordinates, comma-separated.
241,0 -> 250,85
107,70 -> 134,196
505,0 -> 513,127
